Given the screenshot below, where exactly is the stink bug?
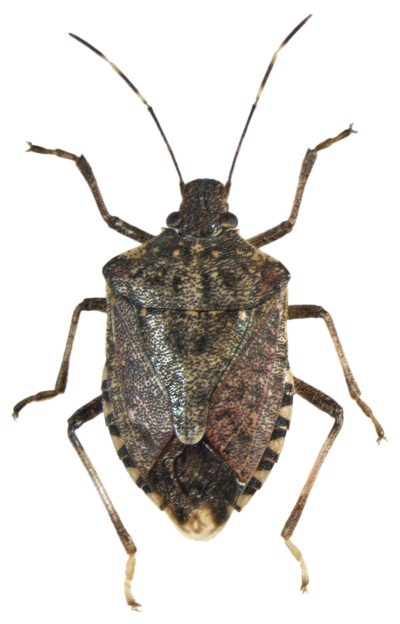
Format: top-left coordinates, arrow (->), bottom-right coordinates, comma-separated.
12,15 -> 386,610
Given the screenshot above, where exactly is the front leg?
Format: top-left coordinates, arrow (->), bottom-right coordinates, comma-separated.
26,143 -> 155,244
247,125 -> 357,248
288,304 -> 389,446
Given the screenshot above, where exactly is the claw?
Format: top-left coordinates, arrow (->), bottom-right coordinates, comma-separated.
377,435 -> 388,445
24,139 -> 33,154
347,121 -> 360,134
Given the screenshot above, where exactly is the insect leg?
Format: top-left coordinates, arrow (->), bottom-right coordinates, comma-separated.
13,298 -> 106,419
281,376 -> 343,593
68,396 -> 140,610
288,304 -> 386,443
26,142 -> 155,244
247,125 -> 357,248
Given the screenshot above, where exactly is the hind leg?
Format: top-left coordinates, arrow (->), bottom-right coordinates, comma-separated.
67,394 -> 143,612
281,375 -> 344,596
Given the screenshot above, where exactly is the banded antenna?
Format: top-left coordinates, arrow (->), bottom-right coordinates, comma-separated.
67,13 -> 314,199
67,31 -> 185,197
225,13 -> 314,199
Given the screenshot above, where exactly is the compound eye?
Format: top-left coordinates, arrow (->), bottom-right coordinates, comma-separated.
219,212 -> 238,229
166,211 -> 183,228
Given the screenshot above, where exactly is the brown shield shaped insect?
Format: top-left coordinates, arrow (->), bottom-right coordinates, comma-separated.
13,15 -> 386,610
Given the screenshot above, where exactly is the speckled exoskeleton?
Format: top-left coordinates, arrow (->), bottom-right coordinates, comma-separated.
13,16 -> 386,610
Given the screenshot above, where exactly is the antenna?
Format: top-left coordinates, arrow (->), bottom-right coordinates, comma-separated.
69,33 -> 184,186
225,15 -> 312,195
